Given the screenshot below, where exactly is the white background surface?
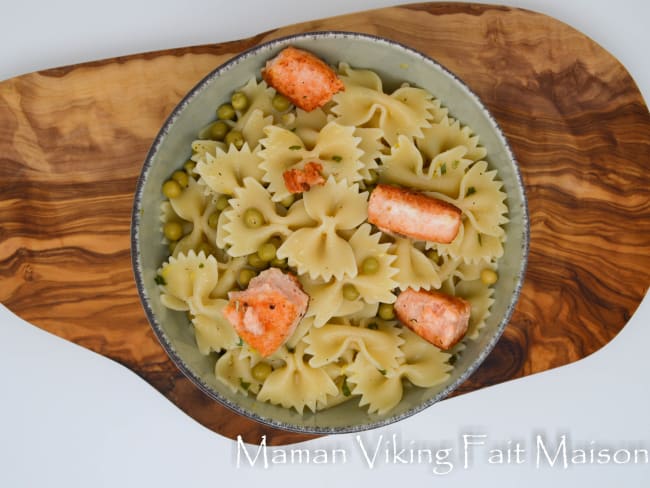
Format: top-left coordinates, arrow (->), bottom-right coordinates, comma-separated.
0,1 -> 648,486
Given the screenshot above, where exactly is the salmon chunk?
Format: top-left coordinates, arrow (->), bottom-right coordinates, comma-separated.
223,268 -> 309,357
262,46 -> 344,112
368,184 -> 462,243
394,288 -> 471,350
283,162 -> 326,193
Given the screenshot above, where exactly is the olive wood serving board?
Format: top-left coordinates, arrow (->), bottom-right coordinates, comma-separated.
1,2 -> 649,445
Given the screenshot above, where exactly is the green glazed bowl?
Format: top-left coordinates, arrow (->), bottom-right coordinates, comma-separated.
131,32 -> 529,434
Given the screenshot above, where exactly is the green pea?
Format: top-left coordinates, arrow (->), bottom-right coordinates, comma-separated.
280,194 -> 295,208
224,130 -> 244,149
270,257 -> 287,269
251,362 -> 273,382
217,103 -> 236,120
272,94 -> 291,112
183,160 -> 196,175
378,303 -> 395,320
163,221 -> 183,241
243,207 -> 264,228
215,194 -> 229,211
361,256 -> 380,274
342,284 -> 360,301
247,253 -> 266,269
172,170 -> 189,188
162,180 -> 182,199
481,268 -> 498,285
207,211 -> 220,229
231,91 -> 249,112
238,269 -> 257,288
208,121 -> 229,141
257,242 -> 277,262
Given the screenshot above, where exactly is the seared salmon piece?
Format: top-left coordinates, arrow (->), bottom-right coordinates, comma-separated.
368,184 -> 462,243
262,46 -> 344,112
394,288 -> 470,350
283,162 -> 325,193
223,268 -> 309,357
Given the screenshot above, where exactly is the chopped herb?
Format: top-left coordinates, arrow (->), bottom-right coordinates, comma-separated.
440,162 -> 447,175
367,323 -> 379,330
198,263 -> 204,268
342,377 -> 351,397
154,275 -> 166,286
237,337 -> 243,346
477,233 -> 483,246
378,369 -> 387,376
449,354 -> 458,365
288,145 -> 302,150
332,155 -> 343,162
466,186 -> 477,197
452,160 -> 459,169
239,379 -> 251,391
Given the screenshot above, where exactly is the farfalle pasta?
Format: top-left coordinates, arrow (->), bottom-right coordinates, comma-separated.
154,55 -> 509,415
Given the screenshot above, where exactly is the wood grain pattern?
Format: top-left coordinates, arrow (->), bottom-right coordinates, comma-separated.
1,2 -> 649,445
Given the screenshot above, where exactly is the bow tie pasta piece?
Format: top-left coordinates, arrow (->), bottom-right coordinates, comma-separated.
257,342 -> 339,414
194,143 -> 264,196
259,122 -> 364,202
436,218 -> 505,264
425,160 -> 508,263
331,65 -> 437,145
379,135 -> 472,197
304,321 -> 404,371
192,311 -> 239,355
277,177 -> 368,281
416,116 -> 487,163
345,353 -> 404,415
157,250 -> 219,311
389,237 -> 443,291
455,160 -> 509,238
220,177 -> 315,256
396,327 -> 452,388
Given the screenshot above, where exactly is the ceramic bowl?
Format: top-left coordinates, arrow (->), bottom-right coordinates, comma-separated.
131,32 -> 529,434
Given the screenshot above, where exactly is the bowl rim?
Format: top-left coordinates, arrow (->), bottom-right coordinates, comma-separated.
131,30 -> 530,435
